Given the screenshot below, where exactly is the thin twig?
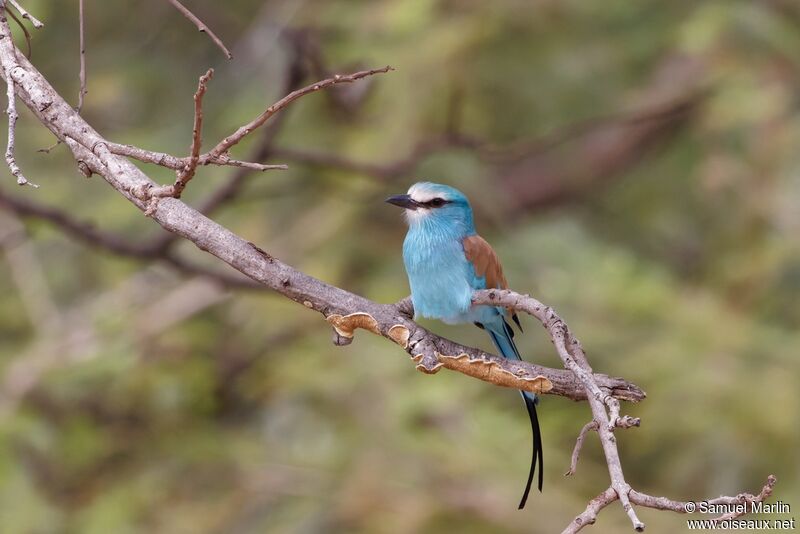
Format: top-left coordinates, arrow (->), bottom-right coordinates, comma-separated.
565,421 -> 598,477
6,8 -> 29,58
630,475 -> 777,522
606,395 -> 621,430
153,68 -> 214,198
104,142 -> 287,173
565,487 -> 617,534
207,158 -> 287,171
141,44 -> 308,255
0,184 -> 260,289
77,0 -> 86,113
0,211 -> 61,335
6,0 -> 42,28
564,467 -> 777,532
163,0 -> 232,59
204,65 -> 394,161
133,66 -> 391,201
36,140 -> 61,153
0,10 -> 36,187
184,67 -> 215,181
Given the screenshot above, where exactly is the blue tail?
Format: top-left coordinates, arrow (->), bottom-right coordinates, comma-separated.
486,318 -> 543,509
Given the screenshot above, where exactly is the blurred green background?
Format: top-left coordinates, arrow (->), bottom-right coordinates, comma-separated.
0,0 -> 798,532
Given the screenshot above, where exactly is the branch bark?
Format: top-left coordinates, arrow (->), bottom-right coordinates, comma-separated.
77,0 -> 86,112
6,0 -> 42,29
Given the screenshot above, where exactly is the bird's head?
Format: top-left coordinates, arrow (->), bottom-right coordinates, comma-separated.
385,182 -> 475,232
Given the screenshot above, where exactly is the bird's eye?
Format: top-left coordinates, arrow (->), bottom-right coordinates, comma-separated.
429,198 -> 446,207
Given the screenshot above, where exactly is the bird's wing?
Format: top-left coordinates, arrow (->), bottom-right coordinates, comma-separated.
463,234 -> 523,330
462,234 -> 509,290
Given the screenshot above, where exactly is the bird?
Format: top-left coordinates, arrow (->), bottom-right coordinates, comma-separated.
386,181 -> 543,509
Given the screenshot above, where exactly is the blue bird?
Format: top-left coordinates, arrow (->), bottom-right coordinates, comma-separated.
386,182 -> 543,509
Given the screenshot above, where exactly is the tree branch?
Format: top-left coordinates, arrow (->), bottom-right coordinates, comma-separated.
565,476 -> 777,533
163,0 -> 231,59
87,66 -> 394,185
0,185 -> 260,289
6,7 -> 30,58
150,67 -> 214,199
0,6 -> 35,187
473,289 -> 644,530
104,141 -> 288,173
139,36 -> 309,255
565,421 -> 598,477
77,0 -> 86,112
204,65 -> 394,161
472,288 -> 775,533
6,0 -> 42,29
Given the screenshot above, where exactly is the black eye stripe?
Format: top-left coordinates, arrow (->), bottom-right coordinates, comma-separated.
421,198 -> 450,208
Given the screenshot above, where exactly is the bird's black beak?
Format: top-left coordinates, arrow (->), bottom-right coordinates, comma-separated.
385,194 -> 420,210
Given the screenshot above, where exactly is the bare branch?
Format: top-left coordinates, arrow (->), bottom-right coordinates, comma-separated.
182,67 -> 215,188
106,66 -> 390,201
104,141 -> 287,173
473,289 -> 776,532
564,487 -> 617,534
630,475 -> 777,522
6,8 -> 30,58
473,288 -> 645,530
139,41 -> 309,256
36,140 -> 60,153
563,477 -> 777,533
0,185 -> 260,289
151,68 -> 214,198
204,65 -> 394,161
0,211 -> 61,335
565,421 -> 598,477
0,185 -> 158,256
0,8 -> 36,187
201,157 -> 287,172
163,0 -> 232,59
6,0 -> 42,29
77,0 -> 86,112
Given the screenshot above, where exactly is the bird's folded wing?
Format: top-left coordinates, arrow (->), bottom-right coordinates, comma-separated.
463,234 -> 524,329
462,234 -> 509,290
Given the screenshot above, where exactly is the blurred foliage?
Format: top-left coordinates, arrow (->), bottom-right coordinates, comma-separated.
0,0 -> 799,532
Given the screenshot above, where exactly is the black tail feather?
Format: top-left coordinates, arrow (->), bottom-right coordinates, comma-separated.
518,392 -> 543,509
512,312 -> 523,332
488,319 -> 544,510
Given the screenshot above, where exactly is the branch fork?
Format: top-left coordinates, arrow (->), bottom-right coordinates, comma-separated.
106,67 -> 394,199
148,68 -> 215,200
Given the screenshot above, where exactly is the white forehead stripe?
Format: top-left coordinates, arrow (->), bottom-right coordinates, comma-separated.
407,183 -> 446,204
